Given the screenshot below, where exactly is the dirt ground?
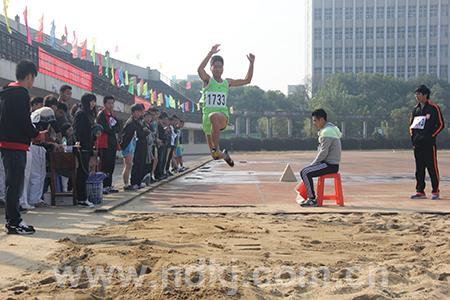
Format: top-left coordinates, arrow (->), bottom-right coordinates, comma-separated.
2,213 -> 449,299
0,151 -> 449,299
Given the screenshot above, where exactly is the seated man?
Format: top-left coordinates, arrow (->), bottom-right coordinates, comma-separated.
298,109 -> 342,207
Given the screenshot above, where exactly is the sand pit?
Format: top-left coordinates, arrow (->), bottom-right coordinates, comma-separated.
2,212 -> 449,299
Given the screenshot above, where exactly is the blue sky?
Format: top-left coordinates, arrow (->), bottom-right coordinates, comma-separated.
6,0 -> 308,93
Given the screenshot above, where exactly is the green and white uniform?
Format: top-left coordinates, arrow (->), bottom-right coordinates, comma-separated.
200,78 -> 230,135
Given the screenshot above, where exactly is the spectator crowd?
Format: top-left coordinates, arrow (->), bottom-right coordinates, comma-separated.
0,60 -> 186,234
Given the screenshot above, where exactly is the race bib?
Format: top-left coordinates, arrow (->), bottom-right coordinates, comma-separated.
205,92 -> 227,108
410,116 -> 426,130
109,116 -> 117,127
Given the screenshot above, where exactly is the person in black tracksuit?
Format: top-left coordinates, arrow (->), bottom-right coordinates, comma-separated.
96,96 -> 120,193
155,112 -> 169,180
73,93 -> 98,207
130,115 -> 150,188
0,60 -> 46,234
410,85 -> 445,200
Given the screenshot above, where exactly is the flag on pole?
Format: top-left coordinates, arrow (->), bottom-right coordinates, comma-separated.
91,38 -> 96,65
191,102 -> 195,112
181,101 -> 185,113
165,95 -> 170,108
125,70 -> 129,85
80,39 -> 87,60
50,20 -> 56,48
71,31 -> 78,58
196,102 -> 201,111
143,82 -> 148,97
169,95 -> 176,109
177,99 -> 181,110
157,93 -> 163,107
115,67 -> 120,86
36,15 -> 44,43
119,68 -> 124,87
63,25 -> 68,46
105,52 -> 110,78
128,77 -> 134,94
98,53 -> 103,76
3,0 -> 11,34
111,64 -> 115,86
184,101 -> 189,112
23,6 -> 32,45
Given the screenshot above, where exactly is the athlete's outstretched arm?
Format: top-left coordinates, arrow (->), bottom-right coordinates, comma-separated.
198,44 -> 220,85
228,54 -> 255,87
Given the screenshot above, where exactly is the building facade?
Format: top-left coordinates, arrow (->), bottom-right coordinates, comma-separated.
307,0 -> 450,88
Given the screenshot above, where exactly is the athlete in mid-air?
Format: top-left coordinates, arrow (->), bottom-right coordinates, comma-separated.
197,44 -> 255,167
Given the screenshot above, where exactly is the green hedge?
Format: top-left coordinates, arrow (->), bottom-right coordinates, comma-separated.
220,137 -> 450,151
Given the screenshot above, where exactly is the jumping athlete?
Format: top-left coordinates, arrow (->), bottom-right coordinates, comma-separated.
197,44 -> 255,166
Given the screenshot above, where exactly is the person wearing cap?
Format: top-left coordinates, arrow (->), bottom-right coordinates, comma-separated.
410,85 -> 445,200
120,104 -> 145,191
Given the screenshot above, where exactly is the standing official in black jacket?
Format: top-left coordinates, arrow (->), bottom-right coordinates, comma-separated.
410,85 -> 445,200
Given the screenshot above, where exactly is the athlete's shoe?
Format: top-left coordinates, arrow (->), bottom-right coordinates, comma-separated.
431,193 -> 440,200
300,198 -> 318,207
410,192 -> 427,200
222,149 -> 234,167
211,148 -> 221,160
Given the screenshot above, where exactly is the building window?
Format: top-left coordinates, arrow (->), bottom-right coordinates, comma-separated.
356,47 -> 363,59
398,47 -> 405,58
408,26 -> 416,39
419,5 -> 427,17
324,28 -> 333,40
397,26 -> 405,39
335,28 -> 342,40
314,28 -> 322,40
376,47 -> 384,59
408,65 -> 416,78
314,48 -> 322,60
376,27 -> 384,39
356,67 -> 363,73
366,50 -> 374,59
387,66 -> 395,75
397,68 -> 405,78
324,48 -> 332,59
324,67 -> 332,75
335,8 -> 343,20
430,45 -> 437,57
398,6 -> 406,18
314,8 -> 322,20
325,8 -> 333,20
408,5 -> 416,18
441,45 -> 448,57
376,66 -> 384,73
440,66 -> 448,78
335,48 -> 343,60
366,7 -> 374,19
429,65 -> 437,74
387,27 -> 395,39
356,27 -> 364,39
442,5 -> 449,17
387,47 -> 395,58
430,5 -> 438,17
377,7 -> 384,19
356,7 -> 364,19
419,26 -> 427,38
430,25 -> 438,37
345,7 -> 353,20
441,25 -> 448,37
345,65 -> 353,73
366,66 -> 374,73
345,47 -> 353,59
366,27 -> 374,40
345,27 -> 353,40
387,6 -> 395,18
419,45 -> 427,58
419,65 -> 427,74
408,46 -> 416,57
